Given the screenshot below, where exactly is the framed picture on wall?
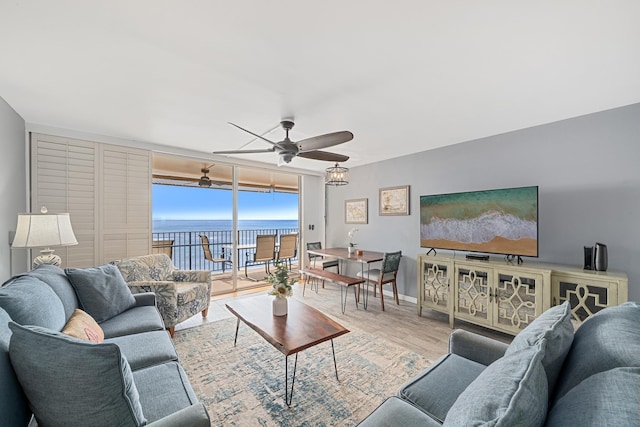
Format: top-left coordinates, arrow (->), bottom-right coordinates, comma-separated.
379,185 -> 410,216
345,198 -> 368,224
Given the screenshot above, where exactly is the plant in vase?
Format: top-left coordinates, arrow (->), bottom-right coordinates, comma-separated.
266,260 -> 296,316
347,228 -> 359,254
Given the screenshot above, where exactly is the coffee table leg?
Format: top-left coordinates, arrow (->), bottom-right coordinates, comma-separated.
233,317 -> 240,346
331,339 -> 339,381
285,353 -> 299,406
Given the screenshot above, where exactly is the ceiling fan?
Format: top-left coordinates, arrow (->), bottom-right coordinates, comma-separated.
213,120 -> 353,165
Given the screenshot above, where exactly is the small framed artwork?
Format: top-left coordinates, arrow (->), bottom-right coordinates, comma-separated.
379,185 -> 410,216
345,198 -> 368,224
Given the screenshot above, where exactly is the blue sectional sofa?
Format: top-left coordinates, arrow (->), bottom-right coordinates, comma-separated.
0,264 -> 210,427
358,301 -> 640,426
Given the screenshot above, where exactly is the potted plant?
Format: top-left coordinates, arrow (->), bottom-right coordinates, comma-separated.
347,228 -> 359,254
267,260 -> 296,316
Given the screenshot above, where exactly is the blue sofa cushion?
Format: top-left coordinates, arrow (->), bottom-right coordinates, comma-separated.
106,330 -> 178,371
8,322 -> 147,427
357,396 -> 442,427
133,361 -> 200,423
0,308 -> 30,427
25,264 -> 79,319
398,353 -> 486,423
505,301 -> 573,394
546,367 -> 640,426
99,305 -> 165,339
553,301 -> 640,400
66,263 -> 137,323
443,341 -> 548,427
0,275 -> 66,329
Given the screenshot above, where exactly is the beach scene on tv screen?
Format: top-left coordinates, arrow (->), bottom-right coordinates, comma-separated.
420,186 -> 538,257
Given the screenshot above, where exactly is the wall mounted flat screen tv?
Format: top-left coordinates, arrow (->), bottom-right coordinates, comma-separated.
420,186 -> 538,257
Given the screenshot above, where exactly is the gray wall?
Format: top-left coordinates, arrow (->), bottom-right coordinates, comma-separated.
327,103 -> 640,302
0,96 -> 27,281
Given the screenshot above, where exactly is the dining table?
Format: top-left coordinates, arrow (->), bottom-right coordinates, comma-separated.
304,247 -> 384,309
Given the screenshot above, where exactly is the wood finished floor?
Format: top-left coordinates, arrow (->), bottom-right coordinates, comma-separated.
176,273 -> 513,362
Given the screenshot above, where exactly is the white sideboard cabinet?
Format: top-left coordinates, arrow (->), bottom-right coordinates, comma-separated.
417,254 -> 628,335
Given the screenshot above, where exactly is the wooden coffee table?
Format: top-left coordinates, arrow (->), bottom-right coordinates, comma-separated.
225,295 -> 349,405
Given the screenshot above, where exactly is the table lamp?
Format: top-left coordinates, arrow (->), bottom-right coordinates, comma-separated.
11,206 -> 78,268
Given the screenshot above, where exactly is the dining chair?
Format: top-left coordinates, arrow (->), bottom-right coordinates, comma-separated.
200,234 -> 230,273
304,242 -> 339,295
277,233 -> 298,270
245,234 -> 276,279
357,250 -> 402,311
306,242 -> 339,272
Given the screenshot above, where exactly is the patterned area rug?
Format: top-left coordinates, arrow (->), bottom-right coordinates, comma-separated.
172,317 -> 431,426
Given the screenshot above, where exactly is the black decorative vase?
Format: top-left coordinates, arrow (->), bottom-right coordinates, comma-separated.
583,246 -> 594,270
594,243 -> 608,272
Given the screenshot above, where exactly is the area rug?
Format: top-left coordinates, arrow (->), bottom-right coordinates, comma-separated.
172,317 -> 431,426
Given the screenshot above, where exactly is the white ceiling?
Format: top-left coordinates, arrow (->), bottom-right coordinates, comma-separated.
1,1 -> 639,172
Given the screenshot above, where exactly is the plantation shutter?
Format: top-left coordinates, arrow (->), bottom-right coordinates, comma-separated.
31,134 -> 151,267
31,134 -> 98,268
100,144 -> 151,263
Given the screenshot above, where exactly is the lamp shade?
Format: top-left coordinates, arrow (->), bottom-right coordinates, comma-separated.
12,212 -> 78,248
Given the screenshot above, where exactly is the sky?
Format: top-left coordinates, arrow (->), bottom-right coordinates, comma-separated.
152,185 -> 299,220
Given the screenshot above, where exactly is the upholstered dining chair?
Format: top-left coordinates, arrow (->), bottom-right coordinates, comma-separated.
357,250 -> 402,311
200,234 -> 231,273
277,233 -> 298,270
304,241 -> 339,294
245,234 -> 276,279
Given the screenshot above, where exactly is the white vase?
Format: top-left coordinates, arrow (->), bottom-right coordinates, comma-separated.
348,246 -> 356,254
272,297 -> 288,316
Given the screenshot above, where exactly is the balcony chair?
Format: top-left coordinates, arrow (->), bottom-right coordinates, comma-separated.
200,234 -> 231,273
304,241 -> 339,295
244,234 -> 276,280
277,233 -> 298,270
357,250 -> 402,311
151,239 -> 174,259
113,253 -> 211,337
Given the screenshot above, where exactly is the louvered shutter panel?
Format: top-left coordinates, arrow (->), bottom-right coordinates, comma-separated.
100,144 -> 151,263
31,134 -> 98,268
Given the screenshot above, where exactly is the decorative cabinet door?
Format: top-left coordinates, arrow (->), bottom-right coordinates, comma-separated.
552,275 -> 619,324
494,270 -> 543,334
419,257 -> 452,316
454,264 -> 493,327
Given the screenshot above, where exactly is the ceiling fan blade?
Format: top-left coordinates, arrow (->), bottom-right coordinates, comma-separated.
212,148 -> 276,155
297,131 -> 353,152
228,122 -> 278,146
297,150 -> 350,162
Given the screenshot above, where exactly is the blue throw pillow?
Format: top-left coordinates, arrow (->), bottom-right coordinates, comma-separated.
0,275 -> 66,329
505,301 -> 573,394
65,264 -> 136,323
443,341 -> 548,427
546,367 -> 640,426
553,301 -> 640,400
8,322 -> 147,427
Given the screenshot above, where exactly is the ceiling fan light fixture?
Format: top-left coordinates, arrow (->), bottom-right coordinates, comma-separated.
198,167 -> 213,187
325,163 -> 349,186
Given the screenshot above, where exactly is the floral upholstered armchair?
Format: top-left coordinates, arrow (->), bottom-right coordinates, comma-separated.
113,254 -> 211,336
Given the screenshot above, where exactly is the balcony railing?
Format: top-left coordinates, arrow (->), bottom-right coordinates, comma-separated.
152,228 -> 299,272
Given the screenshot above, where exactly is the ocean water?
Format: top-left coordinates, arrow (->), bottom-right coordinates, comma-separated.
153,219 -> 299,233
152,219 -> 299,270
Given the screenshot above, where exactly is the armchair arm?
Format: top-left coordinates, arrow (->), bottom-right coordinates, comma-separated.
448,329 -> 509,366
132,292 -> 156,307
172,270 -> 211,284
146,403 -> 210,427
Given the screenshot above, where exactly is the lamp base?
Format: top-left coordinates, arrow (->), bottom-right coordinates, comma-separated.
33,248 -> 62,268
